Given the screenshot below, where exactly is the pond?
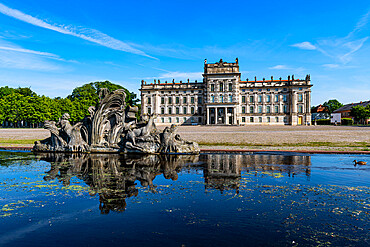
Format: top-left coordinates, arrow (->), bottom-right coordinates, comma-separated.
0,151 -> 369,246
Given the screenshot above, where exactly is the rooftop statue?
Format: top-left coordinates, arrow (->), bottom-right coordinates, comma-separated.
34,88 -> 199,154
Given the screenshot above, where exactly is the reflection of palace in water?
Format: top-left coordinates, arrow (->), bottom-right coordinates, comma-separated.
201,154 -> 311,192
37,153 -> 311,214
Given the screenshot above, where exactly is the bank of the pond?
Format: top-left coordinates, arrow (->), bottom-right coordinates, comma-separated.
1,125 -> 369,154
1,146 -> 370,155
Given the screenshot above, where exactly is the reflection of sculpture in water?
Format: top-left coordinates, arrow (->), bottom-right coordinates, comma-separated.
34,89 -> 199,154
38,153 -> 199,214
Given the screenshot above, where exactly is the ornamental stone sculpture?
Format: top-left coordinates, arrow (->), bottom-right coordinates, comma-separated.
33,88 -> 199,154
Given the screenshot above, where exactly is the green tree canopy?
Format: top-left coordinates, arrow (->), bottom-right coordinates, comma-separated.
351,105 -> 370,123
323,99 -> 343,114
0,81 -> 139,126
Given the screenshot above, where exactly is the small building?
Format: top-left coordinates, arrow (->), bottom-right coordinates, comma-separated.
333,100 -> 370,124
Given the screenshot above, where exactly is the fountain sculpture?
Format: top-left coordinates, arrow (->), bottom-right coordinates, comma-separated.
33,89 -> 199,154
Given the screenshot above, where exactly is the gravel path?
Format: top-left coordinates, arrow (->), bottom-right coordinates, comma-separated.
0,126 -> 369,151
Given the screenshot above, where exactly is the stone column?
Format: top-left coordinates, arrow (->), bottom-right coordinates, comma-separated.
207,107 -> 210,125
215,107 -> 218,124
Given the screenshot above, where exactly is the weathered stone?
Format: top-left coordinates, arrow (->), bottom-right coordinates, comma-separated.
33,88 -> 199,154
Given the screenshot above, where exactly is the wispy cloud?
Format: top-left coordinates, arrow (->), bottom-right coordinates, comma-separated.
292,10 -> 370,67
269,65 -> 291,70
0,3 -> 155,59
291,42 -> 317,50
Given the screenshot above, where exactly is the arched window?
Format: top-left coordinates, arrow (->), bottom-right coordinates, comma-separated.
211,95 -> 215,103
228,83 -> 232,91
220,95 -> 224,103
229,95 -> 232,103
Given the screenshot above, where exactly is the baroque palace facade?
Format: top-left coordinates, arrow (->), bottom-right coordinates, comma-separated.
140,59 -> 312,125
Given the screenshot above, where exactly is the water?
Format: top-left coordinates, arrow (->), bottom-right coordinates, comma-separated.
0,151 -> 369,246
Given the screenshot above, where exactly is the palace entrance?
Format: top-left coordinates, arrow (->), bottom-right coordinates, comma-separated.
207,106 -> 235,125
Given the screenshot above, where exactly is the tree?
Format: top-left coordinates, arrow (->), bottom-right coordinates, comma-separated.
351,105 -> 370,124
323,99 -> 343,114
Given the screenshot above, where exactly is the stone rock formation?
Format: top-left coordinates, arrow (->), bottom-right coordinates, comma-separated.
33,89 -> 199,154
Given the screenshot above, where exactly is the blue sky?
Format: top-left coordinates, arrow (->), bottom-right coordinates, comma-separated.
0,0 -> 369,105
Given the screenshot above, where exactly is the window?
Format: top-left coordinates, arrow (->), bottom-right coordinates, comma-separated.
191,97 -> 195,104
229,95 -> 232,103
284,117 -> 288,123
198,117 -> 202,123
242,89 -> 246,92
250,106 -> 254,113
299,87 -> 303,91
250,96 -> 254,103
267,117 -> 270,123
284,105 -> 288,113
183,97 -> 187,104
298,94 -> 303,102
198,97 -> 202,104
211,95 -> 215,103
250,117 -> 254,122
191,107 -> 195,114
220,95 -> 224,103
242,117 -> 245,122
168,97 -> 172,104
266,105 -> 271,113
211,84 -> 215,91
275,117 -> 279,122
258,95 -> 262,103
161,97 -> 164,104
161,91 -> 164,94
275,88 -> 279,91
183,90 -> 187,93
266,95 -> 271,103
242,107 -> 246,114
169,117 -> 172,123
176,117 -> 179,123
168,107 -> 172,114
259,117 -> 262,122
228,83 -> 232,91
161,118 -> 164,123
283,95 -> 288,102
148,108 -> 151,114
198,90 -> 202,93
147,97 -> 151,104
219,83 -> 224,91
198,107 -> 202,114
183,107 -> 187,114
161,108 -> 165,114
275,95 -> 279,102
250,89 -> 254,92
275,105 -> 279,113
267,89 -> 270,92
298,105 -> 303,113
283,88 -> 287,91
242,96 -> 246,103
176,97 -> 179,104
258,106 -> 262,113
176,107 -> 179,114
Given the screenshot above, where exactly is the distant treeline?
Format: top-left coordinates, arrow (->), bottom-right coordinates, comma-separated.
0,81 -> 139,128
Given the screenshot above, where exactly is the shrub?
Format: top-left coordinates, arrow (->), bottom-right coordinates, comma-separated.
341,118 -> 353,125
314,119 -> 331,125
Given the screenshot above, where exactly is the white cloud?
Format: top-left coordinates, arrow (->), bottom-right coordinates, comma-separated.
269,65 -> 291,70
0,3 -> 155,59
0,45 -> 58,58
291,41 -> 317,50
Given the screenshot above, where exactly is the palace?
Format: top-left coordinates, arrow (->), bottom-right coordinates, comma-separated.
140,59 -> 312,125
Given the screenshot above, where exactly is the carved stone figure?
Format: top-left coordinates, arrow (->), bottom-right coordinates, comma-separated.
34,88 -> 200,154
